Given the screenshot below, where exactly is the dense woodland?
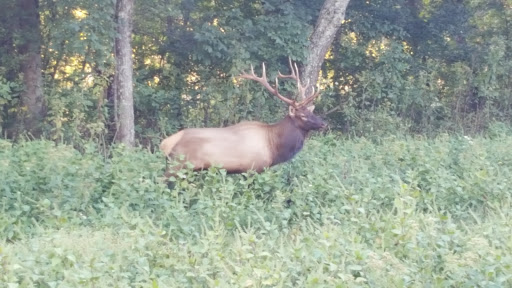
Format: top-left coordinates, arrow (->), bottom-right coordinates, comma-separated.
1,0 -> 511,148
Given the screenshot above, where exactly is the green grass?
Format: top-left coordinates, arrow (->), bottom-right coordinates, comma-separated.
1,134 -> 512,287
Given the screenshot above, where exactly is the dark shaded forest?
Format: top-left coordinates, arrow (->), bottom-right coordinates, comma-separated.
1,0 -> 511,147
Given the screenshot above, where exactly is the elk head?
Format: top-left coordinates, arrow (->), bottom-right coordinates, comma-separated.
239,58 -> 326,131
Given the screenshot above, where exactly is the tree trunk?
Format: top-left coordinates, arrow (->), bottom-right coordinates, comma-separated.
303,0 -> 351,89
114,0 -> 135,146
18,0 -> 44,136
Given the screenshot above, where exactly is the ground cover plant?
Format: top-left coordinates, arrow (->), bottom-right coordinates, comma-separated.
1,133 -> 512,287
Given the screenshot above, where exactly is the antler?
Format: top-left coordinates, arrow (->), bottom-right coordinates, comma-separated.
239,63 -> 295,106
278,57 -> 321,108
239,58 -> 321,108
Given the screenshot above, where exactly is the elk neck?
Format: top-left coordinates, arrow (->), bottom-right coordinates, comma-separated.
268,116 -> 308,166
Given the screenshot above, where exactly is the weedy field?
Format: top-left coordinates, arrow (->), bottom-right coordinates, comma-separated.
1,133 -> 512,287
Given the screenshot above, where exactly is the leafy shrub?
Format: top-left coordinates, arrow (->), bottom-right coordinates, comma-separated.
1,135 -> 511,286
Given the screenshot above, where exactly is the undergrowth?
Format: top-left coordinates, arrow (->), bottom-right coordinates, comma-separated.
1,133 -> 511,287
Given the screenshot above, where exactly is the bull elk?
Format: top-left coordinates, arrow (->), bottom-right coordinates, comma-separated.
160,58 -> 326,177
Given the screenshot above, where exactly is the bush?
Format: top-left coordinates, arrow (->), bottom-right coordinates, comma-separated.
1,135 -> 511,286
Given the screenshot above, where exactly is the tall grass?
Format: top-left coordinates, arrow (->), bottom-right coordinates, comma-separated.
1,134 -> 511,287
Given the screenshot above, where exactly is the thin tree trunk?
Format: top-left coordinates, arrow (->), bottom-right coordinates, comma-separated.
303,0 -> 351,90
106,74 -> 117,143
114,0 -> 135,146
18,0 -> 44,136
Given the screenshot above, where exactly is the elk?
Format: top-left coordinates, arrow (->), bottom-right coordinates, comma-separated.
160,58 -> 326,177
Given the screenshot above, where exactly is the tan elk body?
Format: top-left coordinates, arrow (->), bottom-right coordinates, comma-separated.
160,59 -> 326,176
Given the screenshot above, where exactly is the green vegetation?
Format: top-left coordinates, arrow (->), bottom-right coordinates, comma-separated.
2,133 -> 512,287
2,0 -> 512,144
2,0 -> 512,286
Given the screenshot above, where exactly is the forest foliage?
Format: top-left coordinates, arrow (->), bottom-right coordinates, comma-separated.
0,0 -> 511,147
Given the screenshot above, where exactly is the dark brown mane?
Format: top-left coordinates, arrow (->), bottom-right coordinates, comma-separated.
269,116 -> 308,166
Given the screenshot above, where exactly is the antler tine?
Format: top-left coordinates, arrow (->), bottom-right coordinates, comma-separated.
261,63 -> 266,81
291,60 -> 322,107
239,62 -> 295,106
277,57 -> 298,80
296,86 -> 322,108
297,78 -> 311,101
250,64 -> 255,76
293,60 -> 301,86
276,57 -> 317,102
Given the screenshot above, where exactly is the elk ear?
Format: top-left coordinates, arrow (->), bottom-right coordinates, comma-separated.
288,106 -> 296,116
307,105 -> 315,112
